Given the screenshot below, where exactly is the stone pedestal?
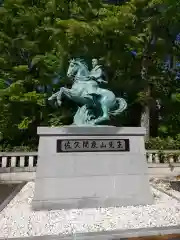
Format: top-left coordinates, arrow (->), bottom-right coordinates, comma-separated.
32,126 -> 153,210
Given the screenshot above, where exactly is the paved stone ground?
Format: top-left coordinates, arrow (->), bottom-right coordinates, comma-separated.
0,183 -> 18,205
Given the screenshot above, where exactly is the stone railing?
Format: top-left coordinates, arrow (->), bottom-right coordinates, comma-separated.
0,150 -> 180,171
147,150 -> 180,164
0,150 -> 180,182
0,152 -> 37,173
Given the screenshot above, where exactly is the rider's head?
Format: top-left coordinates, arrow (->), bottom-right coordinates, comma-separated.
92,58 -> 98,68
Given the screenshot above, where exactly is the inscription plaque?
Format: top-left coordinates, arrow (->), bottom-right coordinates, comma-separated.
57,139 -> 130,152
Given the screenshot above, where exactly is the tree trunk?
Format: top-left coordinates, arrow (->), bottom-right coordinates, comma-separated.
140,59 -> 150,141
140,87 -> 160,140
141,105 -> 150,141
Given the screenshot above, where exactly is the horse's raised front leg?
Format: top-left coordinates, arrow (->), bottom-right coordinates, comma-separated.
48,91 -> 58,101
56,87 -> 77,107
56,87 -> 69,106
56,88 -> 63,106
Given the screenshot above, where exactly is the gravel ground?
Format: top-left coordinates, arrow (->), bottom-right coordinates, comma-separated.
0,182 -> 180,239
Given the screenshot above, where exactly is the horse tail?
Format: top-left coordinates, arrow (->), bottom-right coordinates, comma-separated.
110,97 -> 127,116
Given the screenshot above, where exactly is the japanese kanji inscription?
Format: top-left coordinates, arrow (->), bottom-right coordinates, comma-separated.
57,139 -> 130,152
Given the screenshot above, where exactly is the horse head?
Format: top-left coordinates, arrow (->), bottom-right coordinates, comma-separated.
67,58 -> 89,81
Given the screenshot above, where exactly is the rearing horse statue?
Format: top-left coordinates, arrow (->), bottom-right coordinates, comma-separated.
48,58 -> 127,125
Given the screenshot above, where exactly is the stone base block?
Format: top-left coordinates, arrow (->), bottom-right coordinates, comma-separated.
32,126 -> 153,210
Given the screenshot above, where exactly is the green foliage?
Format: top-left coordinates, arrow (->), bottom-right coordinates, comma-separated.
146,135 -> 180,150
0,144 -> 37,152
0,0 -> 179,149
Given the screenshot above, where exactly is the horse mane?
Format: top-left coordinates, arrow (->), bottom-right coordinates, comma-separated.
74,58 -> 88,70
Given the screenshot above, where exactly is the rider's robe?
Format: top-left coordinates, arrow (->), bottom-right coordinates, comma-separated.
83,65 -> 104,98
89,65 -> 104,84
72,65 -> 104,102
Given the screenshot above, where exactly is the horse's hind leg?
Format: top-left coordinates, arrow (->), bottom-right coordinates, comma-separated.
94,103 -> 110,125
